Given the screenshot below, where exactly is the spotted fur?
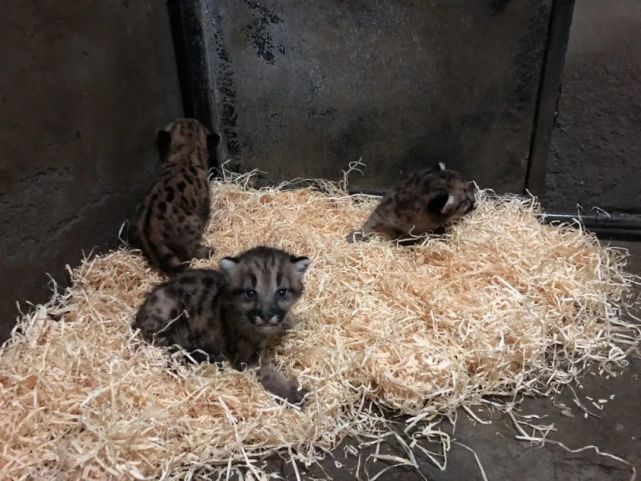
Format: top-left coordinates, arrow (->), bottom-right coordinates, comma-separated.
133,118 -> 220,275
133,246 -> 311,405
349,164 -> 475,243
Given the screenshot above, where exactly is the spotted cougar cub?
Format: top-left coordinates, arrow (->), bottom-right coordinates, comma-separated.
133,118 -> 220,275
133,246 -> 311,405
348,164 -> 475,243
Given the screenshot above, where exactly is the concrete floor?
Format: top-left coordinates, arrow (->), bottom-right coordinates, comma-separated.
267,240 -> 641,480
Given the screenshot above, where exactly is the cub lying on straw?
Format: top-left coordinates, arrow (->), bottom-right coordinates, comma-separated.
133,246 -> 310,405
348,163 -> 475,243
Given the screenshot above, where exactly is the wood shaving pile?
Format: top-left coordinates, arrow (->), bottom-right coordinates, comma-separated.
1,171 -> 638,480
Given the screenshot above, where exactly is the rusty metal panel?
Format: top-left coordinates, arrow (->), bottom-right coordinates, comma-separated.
173,0 -> 554,193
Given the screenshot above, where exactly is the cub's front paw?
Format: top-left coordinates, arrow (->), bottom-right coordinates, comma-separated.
194,245 -> 214,259
346,230 -> 366,243
287,385 -> 310,406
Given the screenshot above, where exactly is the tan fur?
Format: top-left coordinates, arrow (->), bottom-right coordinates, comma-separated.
133,118 -> 217,275
349,166 -> 475,243
133,246 -> 311,405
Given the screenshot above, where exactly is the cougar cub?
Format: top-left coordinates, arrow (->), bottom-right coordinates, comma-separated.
133,118 -> 220,275
133,246 -> 311,405
348,164 -> 475,243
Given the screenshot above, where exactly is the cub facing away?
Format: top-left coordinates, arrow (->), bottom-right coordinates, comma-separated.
133,118 -> 220,275
349,164 -> 476,244
133,246 -> 311,405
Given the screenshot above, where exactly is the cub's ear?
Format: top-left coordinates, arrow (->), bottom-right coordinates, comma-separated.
156,129 -> 172,161
437,162 -> 446,171
291,256 -> 311,277
426,191 -> 449,214
218,256 -> 239,274
440,193 -> 460,215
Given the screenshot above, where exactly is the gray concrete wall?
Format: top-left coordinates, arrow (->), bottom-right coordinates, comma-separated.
543,0 -> 641,213
0,1 -> 183,341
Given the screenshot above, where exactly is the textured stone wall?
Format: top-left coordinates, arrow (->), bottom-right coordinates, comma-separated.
543,0 -> 641,214
0,1 -> 182,340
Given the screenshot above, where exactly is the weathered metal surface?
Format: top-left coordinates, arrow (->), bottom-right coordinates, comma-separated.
175,0 -> 554,193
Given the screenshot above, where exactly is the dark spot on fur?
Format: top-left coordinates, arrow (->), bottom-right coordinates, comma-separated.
180,275 -> 197,285
162,256 -> 178,271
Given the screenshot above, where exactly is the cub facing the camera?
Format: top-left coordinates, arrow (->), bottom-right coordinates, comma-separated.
349,164 -> 476,244
133,246 -> 311,405
133,118 -> 220,275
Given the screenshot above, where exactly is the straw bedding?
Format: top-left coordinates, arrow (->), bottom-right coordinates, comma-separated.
1,171 -> 638,480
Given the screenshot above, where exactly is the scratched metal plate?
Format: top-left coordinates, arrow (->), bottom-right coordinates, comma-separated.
175,0 -> 554,193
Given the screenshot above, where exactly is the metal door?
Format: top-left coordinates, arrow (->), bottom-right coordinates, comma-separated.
170,0 -> 569,195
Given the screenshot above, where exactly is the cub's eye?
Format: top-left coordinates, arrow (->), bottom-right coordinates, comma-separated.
243,289 -> 256,300
276,288 -> 288,299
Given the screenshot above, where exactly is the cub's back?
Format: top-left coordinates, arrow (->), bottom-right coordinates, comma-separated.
134,119 -> 219,275
361,166 -> 475,240
133,268 -> 224,348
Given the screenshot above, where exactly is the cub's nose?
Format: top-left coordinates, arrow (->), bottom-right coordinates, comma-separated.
253,313 -> 281,326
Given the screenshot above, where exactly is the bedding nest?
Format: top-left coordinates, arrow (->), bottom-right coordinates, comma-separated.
1,170 -> 638,480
